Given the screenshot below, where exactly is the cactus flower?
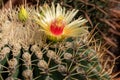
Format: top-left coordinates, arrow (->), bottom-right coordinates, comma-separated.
18,5 -> 28,22
35,3 -> 88,41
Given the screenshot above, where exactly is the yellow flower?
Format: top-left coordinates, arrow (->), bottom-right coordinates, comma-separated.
18,5 -> 29,22
35,3 -> 88,41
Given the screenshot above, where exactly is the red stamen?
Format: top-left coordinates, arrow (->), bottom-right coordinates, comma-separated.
50,19 -> 65,36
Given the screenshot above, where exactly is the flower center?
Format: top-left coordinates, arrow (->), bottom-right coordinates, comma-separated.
50,19 -> 65,36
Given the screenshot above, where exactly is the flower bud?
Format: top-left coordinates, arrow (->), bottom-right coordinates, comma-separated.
18,5 -> 28,22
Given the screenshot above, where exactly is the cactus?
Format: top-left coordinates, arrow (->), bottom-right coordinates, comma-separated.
0,3 -> 112,80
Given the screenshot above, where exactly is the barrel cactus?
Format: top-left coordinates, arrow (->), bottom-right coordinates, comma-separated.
0,3 -> 111,80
